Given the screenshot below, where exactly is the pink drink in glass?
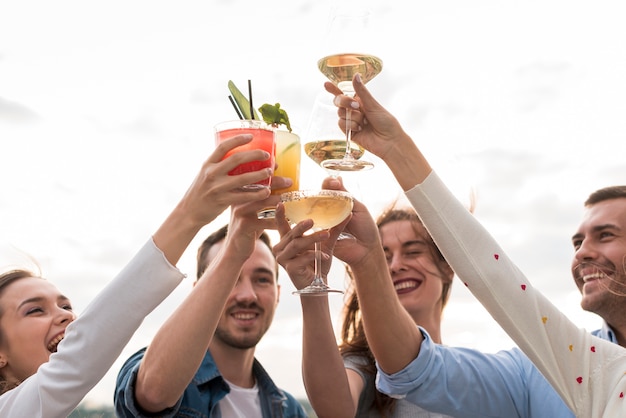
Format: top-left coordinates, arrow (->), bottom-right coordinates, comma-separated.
215,120 -> 276,190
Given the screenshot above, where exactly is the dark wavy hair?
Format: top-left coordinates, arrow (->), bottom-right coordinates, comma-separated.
338,205 -> 453,416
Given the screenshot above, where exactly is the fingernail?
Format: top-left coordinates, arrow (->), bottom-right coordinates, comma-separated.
333,96 -> 341,107
350,101 -> 360,109
355,73 -> 362,84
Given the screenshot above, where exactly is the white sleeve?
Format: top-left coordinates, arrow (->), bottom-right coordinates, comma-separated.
405,171 -> 626,418
0,238 -> 185,418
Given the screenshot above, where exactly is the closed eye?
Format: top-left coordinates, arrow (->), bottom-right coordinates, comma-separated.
26,307 -> 44,315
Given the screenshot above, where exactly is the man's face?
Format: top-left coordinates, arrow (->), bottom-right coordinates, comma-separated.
571,198 -> 626,319
207,240 -> 280,350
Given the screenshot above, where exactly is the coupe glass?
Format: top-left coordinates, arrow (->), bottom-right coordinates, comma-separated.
281,189 -> 353,295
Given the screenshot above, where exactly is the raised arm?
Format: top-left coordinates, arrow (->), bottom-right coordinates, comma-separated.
329,75 -> 626,417
273,202 -> 357,418
116,136 -> 285,414
324,178 -> 424,376
324,76 -> 431,192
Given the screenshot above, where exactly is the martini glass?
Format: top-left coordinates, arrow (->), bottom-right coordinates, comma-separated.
317,6 -> 383,171
281,189 -> 353,295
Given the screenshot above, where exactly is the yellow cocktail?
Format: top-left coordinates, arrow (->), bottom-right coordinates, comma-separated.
272,130 -> 301,194
281,189 -> 353,295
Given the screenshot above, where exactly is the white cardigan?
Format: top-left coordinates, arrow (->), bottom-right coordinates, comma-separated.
405,172 -> 626,418
0,239 -> 184,418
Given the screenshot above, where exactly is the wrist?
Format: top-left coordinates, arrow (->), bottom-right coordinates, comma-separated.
382,132 -> 432,191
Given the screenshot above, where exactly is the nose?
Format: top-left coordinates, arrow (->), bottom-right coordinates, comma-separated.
388,252 -> 407,275
55,306 -> 76,325
575,238 -> 598,263
233,278 -> 258,304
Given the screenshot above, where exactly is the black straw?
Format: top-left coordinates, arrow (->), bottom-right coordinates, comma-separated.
248,79 -> 254,120
228,95 -> 243,120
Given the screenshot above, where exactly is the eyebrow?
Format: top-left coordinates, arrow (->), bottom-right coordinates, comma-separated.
254,267 -> 276,277
571,224 -> 621,241
384,240 -> 428,249
18,295 -> 71,310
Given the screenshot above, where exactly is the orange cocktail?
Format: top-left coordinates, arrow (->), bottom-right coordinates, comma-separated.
214,120 -> 275,190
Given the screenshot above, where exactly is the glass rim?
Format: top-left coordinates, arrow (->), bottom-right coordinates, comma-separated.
280,189 -> 353,202
214,119 -> 273,131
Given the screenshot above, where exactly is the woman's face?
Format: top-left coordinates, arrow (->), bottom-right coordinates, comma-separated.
0,277 -> 76,382
379,220 -> 450,319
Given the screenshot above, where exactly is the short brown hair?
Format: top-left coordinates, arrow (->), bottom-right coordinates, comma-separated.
585,186 -> 626,206
196,225 -> 274,280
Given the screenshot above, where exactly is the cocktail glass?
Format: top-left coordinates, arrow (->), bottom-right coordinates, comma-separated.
257,129 -> 301,219
281,189 -> 353,295
316,4 -> 383,171
303,93 -> 365,171
214,120 -> 275,191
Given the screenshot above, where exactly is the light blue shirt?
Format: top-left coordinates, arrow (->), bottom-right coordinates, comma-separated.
376,324 -> 618,418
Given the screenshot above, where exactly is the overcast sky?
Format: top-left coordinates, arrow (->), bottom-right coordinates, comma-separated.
2,0 -> 626,408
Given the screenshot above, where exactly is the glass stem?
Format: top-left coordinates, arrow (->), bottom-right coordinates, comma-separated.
343,91 -> 356,161
312,241 -> 325,287
344,107 -> 354,161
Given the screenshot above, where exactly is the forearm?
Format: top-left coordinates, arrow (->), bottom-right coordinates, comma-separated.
152,201 -> 208,266
382,132 -> 432,192
135,246 -> 247,411
351,247 -> 423,374
299,297 -> 356,418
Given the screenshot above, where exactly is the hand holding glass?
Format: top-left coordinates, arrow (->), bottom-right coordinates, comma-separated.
214,120 -> 275,190
281,189 -> 353,295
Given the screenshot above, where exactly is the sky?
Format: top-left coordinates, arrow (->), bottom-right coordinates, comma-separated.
1,0 -> 626,408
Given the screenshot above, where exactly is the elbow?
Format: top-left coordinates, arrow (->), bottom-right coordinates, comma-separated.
134,375 -> 180,413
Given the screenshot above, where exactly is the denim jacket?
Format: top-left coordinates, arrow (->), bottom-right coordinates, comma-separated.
115,347 -> 307,418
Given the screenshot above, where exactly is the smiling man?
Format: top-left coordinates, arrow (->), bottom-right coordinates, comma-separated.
571,187 -> 626,347
114,199 -> 307,417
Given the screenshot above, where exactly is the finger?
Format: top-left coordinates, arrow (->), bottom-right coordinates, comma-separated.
352,73 -> 384,112
222,187 -> 271,206
219,168 -> 273,192
324,81 -> 343,96
321,176 -> 347,191
328,212 -> 352,242
275,203 -> 292,237
210,134 -> 254,162
270,176 -> 293,192
220,149 -> 272,173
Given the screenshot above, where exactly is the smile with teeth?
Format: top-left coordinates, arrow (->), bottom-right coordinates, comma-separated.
394,280 -> 421,292
47,333 -> 64,353
232,312 -> 257,320
582,272 -> 606,283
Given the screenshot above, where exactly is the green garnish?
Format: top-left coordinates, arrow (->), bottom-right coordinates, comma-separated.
228,80 -> 259,120
258,103 -> 292,132
227,80 -> 292,132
